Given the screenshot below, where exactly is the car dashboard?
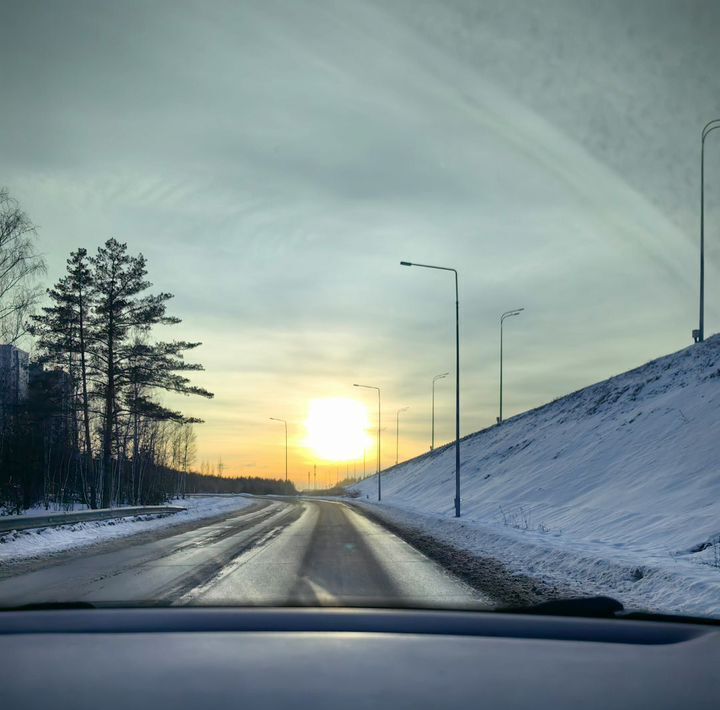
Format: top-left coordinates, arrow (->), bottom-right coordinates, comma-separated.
1,607 -> 718,709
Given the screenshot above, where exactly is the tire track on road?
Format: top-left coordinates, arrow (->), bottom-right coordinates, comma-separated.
160,503 -> 305,603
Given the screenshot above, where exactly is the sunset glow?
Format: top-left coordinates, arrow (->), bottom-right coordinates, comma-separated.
304,398 -> 372,463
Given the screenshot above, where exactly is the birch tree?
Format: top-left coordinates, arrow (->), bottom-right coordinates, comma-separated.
0,188 -> 45,343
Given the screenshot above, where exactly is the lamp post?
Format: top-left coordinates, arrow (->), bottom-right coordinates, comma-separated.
499,308 -> 524,425
269,417 -> 288,482
354,384 -> 381,500
401,260 -> 461,517
395,406 -> 409,465
697,119 -> 720,343
431,372 -> 449,450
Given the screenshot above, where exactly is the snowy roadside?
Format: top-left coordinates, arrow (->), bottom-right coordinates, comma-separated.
0,495 -> 254,564
349,500 -> 720,618
347,337 -> 720,617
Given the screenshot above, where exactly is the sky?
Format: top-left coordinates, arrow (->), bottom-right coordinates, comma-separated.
2,0 -> 720,487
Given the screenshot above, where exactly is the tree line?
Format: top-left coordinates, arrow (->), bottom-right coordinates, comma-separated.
184,473 -> 295,496
0,188 -> 294,513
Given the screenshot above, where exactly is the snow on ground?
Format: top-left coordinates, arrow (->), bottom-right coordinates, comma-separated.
0,495 -> 254,564
349,335 -> 720,617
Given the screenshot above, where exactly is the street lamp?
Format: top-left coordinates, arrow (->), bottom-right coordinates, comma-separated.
269,417 -> 288,482
353,384 -> 381,500
401,260 -> 461,518
431,372 -> 449,450
499,308 -> 524,425
395,406 -> 409,465
697,118 -> 720,343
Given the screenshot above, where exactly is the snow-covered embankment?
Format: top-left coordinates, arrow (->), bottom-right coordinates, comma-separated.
349,336 -> 720,616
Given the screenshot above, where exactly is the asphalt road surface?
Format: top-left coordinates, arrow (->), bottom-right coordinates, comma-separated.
0,500 -> 488,608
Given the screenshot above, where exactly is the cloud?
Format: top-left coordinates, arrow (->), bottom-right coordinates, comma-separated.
2,0 -> 718,477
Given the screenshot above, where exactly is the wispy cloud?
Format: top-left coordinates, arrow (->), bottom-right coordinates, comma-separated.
2,0 -> 718,479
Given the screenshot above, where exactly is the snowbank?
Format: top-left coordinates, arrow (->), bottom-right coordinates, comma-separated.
0,495 -> 254,564
349,336 -> 720,616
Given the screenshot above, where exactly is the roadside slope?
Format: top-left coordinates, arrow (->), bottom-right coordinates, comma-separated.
350,335 -> 720,615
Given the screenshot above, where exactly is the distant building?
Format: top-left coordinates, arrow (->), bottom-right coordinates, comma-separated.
0,344 -> 29,422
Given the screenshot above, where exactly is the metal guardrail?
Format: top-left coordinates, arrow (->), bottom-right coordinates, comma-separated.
0,506 -> 187,533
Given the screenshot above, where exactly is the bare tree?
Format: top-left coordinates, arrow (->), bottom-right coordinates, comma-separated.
169,422 -> 196,498
178,424 -> 196,498
0,188 -> 46,343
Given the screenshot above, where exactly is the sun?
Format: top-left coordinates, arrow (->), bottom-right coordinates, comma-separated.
304,398 -> 372,462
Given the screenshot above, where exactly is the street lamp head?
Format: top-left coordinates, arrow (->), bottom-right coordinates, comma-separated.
502,308 -> 525,321
354,383 -> 379,391
400,261 -> 412,266
702,119 -> 720,140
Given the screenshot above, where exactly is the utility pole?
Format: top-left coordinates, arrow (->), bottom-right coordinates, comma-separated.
354,384 -> 381,500
431,372 -> 449,450
395,406 -> 409,465
499,308 -> 524,424
697,119 -> 720,343
401,260 -> 461,517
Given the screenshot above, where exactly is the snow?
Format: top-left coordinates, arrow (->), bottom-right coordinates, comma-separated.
349,335 -> 720,617
0,495 -> 254,564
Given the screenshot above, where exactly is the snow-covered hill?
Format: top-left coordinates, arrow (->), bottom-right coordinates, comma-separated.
349,335 -> 720,615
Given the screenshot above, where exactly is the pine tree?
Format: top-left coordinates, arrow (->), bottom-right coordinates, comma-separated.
30,238 -> 213,508
30,248 -> 97,507
89,238 -> 213,507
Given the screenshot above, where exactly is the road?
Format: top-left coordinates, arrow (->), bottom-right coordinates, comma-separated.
0,499 -> 487,608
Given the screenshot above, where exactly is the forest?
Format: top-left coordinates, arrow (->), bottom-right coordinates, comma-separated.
0,188 -> 294,513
